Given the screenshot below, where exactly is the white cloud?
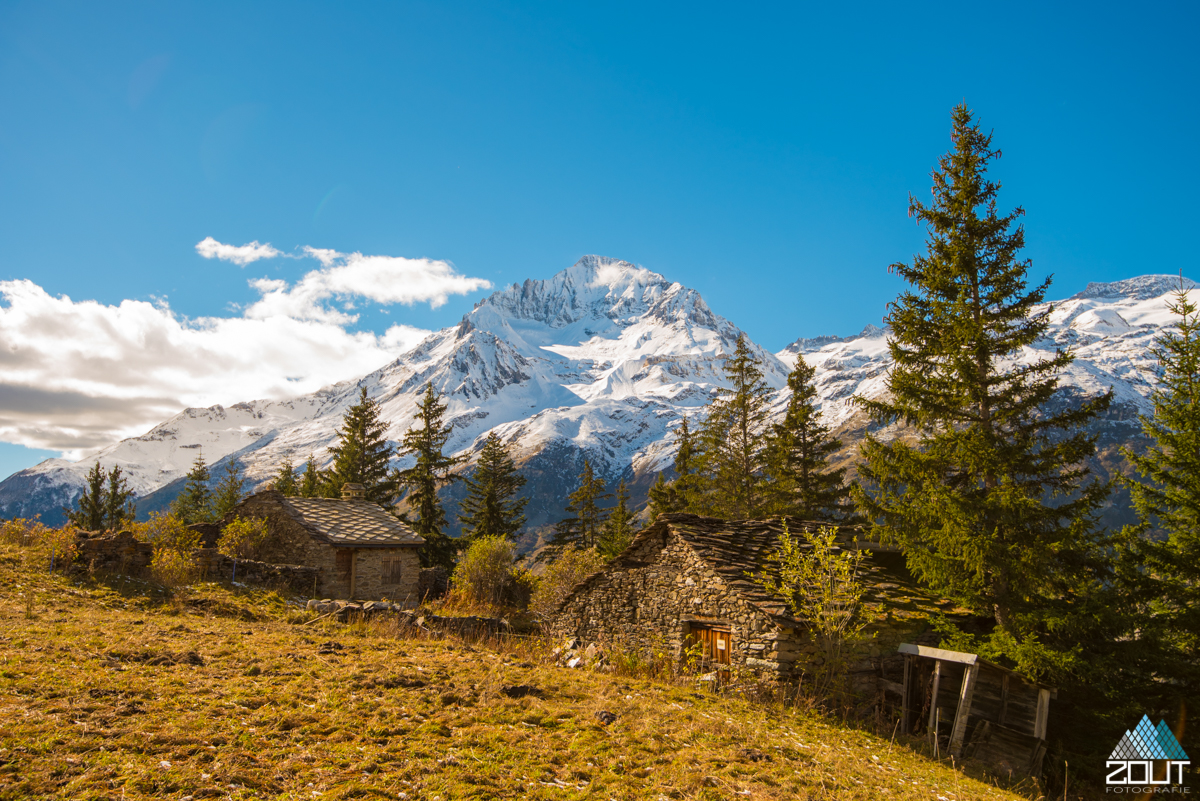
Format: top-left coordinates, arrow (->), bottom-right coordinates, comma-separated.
243,251 -> 493,322
195,236 -> 281,265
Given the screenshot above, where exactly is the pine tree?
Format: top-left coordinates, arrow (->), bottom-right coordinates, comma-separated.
1121,280 -> 1200,710
854,104 -> 1112,665
398,383 -> 460,570
599,478 -> 635,559
299,455 -> 321,498
326,386 -> 401,504
65,461 -> 107,531
458,432 -> 528,542
763,355 -> 855,521
697,334 -> 773,519
211,459 -> 245,519
546,459 -> 611,553
274,457 -> 298,497
648,416 -> 703,516
172,453 -> 214,524
103,464 -> 136,531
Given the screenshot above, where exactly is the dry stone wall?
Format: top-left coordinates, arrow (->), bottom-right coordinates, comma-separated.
195,549 -> 321,596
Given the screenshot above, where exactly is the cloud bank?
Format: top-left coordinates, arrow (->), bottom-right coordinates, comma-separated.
0,245 -> 492,460
195,236 -> 281,265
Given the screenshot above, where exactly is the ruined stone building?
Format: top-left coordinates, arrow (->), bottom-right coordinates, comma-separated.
223,483 -> 424,602
550,513 -> 940,683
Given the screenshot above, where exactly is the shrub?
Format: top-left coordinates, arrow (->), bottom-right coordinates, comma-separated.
218,516 -> 267,561
453,536 -> 517,608
41,525 -> 80,571
529,545 -> 605,622
136,512 -> 202,588
0,518 -> 45,547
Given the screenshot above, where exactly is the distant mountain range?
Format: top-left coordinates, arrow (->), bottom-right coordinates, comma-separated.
1,258 -> 1188,547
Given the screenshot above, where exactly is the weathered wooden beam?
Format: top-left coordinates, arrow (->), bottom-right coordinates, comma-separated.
1034,688 -> 1051,740
928,660 -> 942,745
948,663 -> 979,758
901,654 -> 912,734
998,672 -> 1010,726
899,643 -> 979,665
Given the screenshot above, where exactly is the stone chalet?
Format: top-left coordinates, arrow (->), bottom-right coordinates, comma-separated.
550,513 -> 942,685
223,483 -> 424,602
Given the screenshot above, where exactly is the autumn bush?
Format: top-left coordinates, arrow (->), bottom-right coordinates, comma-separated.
529,545 -> 605,622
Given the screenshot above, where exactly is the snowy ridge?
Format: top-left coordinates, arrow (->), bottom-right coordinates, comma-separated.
0,262 -> 1187,531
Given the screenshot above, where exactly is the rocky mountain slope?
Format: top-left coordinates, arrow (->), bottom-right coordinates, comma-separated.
0,259 -> 1188,538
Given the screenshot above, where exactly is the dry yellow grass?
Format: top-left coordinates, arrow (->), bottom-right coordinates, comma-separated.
0,545 -> 1043,800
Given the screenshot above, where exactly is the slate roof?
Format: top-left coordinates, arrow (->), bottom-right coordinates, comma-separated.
560,512 -> 952,624
280,497 -> 424,547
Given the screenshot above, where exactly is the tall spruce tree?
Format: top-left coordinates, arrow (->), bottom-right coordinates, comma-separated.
697,334 -> 773,519
299,455 -> 321,498
547,459 -> 611,553
399,383 -> 460,570
763,355 -> 855,521
274,457 -> 299,497
599,478 -> 635,559
326,386 -> 401,504
1121,280 -> 1200,713
854,104 -> 1111,665
458,432 -> 528,542
211,459 -> 245,519
648,416 -> 703,516
66,461 -> 107,531
103,464 -> 136,531
172,453 -> 214,524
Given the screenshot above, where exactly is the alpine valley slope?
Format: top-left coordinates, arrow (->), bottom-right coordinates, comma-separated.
0,259 -> 1188,543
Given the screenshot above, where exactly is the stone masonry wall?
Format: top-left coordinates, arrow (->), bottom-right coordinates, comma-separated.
195,549 -> 321,596
551,529 -> 811,680
352,548 -> 421,603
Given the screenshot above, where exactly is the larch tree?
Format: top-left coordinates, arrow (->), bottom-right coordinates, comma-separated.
103,464 -> 136,531
599,478 -> 635,559
763,355 -> 855,522
172,453 -> 214,524
853,104 -> 1111,672
274,457 -> 298,497
458,431 -> 528,542
325,386 -> 401,505
648,416 -> 703,516
1121,280 -> 1200,711
298,455 -> 321,498
398,383 -> 460,570
697,334 -> 773,519
65,461 -> 107,531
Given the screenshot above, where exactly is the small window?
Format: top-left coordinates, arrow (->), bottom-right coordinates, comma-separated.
335,550 -> 353,582
381,557 -> 403,586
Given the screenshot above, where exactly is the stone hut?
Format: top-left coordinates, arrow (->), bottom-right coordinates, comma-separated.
550,513 -> 941,684
223,483 -> 424,602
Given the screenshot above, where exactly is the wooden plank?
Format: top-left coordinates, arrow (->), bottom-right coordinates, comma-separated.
948,663 -> 979,758
899,643 -> 979,665
901,654 -> 912,734
1033,688 -> 1051,740
928,660 -> 942,744
998,672 -> 1010,726
880,679 -> 906,696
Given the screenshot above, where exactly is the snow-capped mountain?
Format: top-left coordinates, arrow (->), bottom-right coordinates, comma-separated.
0,259 -> 1188,537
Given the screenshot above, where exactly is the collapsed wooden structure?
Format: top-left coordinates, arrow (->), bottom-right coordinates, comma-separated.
896,644 -> 1055,777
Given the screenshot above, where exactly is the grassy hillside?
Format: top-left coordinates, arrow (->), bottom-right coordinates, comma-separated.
0,549 -> 1043,800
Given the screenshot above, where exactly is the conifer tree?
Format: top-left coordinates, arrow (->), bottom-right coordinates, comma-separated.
299,455 -> 321,498
399,383 -> 460,570
599,478 -> 635,559
66,461 -> 107,531
763,355 -> 855,521
326,386 -> 400,504
1121,281 -> 1200,707
172,453 -> 214,524
546,459 -> 611,553
103,464 -> 136,531
211,459 -> 245,519
458,432 -> 528,542
697,334 -> 773,519
274,457 -> 298,497
854,104 -> 1111,663
648,416 -> 703,516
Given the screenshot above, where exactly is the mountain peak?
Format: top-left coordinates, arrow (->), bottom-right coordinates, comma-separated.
1069,274 -> 1196,302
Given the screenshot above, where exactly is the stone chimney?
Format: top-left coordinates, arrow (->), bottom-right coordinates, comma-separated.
341,483 -> 366,500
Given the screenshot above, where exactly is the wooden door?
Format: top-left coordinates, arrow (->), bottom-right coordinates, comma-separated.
690,624 -> 731,684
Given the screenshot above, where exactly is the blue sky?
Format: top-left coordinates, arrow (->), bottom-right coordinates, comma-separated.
0,1 -> 1197,477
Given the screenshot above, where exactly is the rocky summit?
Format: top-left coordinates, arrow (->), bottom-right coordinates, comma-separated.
1,258 -> 1191,542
